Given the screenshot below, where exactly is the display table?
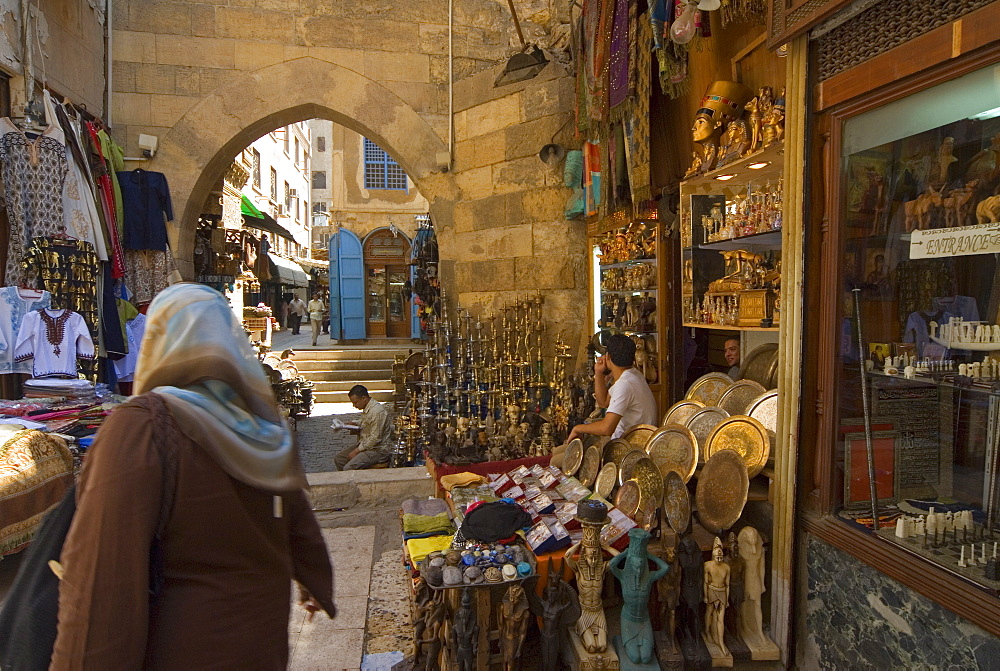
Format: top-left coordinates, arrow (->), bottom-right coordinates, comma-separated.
425,455 -> 552,498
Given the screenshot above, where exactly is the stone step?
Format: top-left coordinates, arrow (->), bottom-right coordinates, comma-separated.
300,369 -> 395,382
292,349 -> 413,362
310,380 -> 396,392
295,359 -> 394,372
306,466 -> 434,511
313,389 -> 395,404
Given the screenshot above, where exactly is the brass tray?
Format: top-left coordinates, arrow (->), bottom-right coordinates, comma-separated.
739,343 -> 778,389
695,449 -> 749,533
614,479 -> 641,518
661,399 -> 704,427
562,438 -> 584,476
635,495 -> 657,531
618,449 -> 648,486
662,471 -> 690,535
595,462 -> 618,499
746,390 -> 779,434
646,424 -> 698,483
704,415 -> 770,478
718,380 -> 767,416
602,438 -> 633,466
632,456 -> 664,510
578,445 -> 602,488
685,407 -> 730,462
684,372 -> 733,406
621,424 -> 658,451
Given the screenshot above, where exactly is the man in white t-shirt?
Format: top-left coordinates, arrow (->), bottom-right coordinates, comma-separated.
568,334 -> 658,442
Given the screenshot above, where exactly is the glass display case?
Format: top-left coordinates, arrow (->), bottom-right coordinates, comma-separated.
829,62 -> 1000,593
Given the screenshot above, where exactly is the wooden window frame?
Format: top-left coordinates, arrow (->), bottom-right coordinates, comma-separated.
802,33 -> 1000,638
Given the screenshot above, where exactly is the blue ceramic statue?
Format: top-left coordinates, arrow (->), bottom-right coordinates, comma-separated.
610,528 -> 670,669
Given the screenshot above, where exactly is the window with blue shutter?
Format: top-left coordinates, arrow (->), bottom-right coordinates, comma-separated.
363,138 -> 408,191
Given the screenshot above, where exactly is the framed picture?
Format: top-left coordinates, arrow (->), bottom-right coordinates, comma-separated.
894,342 -> 916,359
843,430 -> 900,509
845,149 -> 891,231
868,342 -> 890,367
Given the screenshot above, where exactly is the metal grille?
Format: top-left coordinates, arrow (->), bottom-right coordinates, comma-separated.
814,0 -> 994,82
363,138 -> 408,191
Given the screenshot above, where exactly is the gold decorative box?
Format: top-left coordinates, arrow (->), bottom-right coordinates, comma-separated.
738,288 -> 776,326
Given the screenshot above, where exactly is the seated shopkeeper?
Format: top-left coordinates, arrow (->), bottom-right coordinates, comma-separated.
567,334 -> 658,442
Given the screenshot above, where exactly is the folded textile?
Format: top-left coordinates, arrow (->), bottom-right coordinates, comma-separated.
439,472 -> 487,492
403,530 -> 452,541
402,512 -> 454,535
402,497 -> 450,517
406,534 -> 454,564
459,501 -> 533,544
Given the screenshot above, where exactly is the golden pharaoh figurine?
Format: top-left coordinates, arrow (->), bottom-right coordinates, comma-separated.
686,81 -> 754,177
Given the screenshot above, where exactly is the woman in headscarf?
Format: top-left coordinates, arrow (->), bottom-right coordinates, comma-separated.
51,284 -> 335,670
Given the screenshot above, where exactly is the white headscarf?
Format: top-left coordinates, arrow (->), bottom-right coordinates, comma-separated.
133,283 -> 307,492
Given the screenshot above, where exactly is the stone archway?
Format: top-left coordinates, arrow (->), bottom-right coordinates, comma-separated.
145,56 -> 457,277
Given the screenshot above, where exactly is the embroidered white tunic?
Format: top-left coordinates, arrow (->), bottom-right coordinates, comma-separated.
0,287 -> 51,374
14,309 -> 95,378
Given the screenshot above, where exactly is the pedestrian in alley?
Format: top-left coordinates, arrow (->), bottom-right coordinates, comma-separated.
307,291 -> 325,346
288,293 -> 307,335
50,284 -> 336,670
334,385 -> 392,470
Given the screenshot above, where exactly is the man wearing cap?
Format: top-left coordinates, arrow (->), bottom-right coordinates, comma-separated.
567,334 -> 658,442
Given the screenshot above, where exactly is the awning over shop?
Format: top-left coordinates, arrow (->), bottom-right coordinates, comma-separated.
241,195 -> 296,241
268,253 -> 309,287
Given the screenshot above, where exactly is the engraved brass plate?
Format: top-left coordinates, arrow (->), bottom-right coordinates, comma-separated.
746,390 -> 779,434
622,424 -> 658,451
663,471 -> 691,535
718,380 -> 767,416
614,479 -> 641,518
595,462 -> 618,499
619,449 -> 648,486
686,407 -> 730,462
695,449 -> 749,533
739,343 -> 778,389
633,456 -> 664,510
603,438 -> 633,466
646,424 -> 699,483
562,438 -> 584,477
636,495 -> 657,531
704,415 -> 770,478
661,399 -> 705,427
685,373 -> 733,406
578,445 -> 602,488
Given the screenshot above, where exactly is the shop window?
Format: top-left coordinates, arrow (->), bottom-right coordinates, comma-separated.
251,149 -> 261,189
819,62 -> 1000,592
363,138 -> 408,191
284,181 -> 291,215
312,170 -> 327,190
270,167 -> 278,202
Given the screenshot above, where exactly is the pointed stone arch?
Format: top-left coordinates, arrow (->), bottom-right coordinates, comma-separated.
146,56 -> 456,276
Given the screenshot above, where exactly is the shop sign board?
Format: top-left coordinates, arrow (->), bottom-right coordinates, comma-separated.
909,222 -> 1000,259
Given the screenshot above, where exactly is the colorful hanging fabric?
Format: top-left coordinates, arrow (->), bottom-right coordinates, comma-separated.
582,0 -> 616,127
608,0 -> 633,114
584,141 -> 602,217
650,0 -> 691,99
85,122 -> 126,279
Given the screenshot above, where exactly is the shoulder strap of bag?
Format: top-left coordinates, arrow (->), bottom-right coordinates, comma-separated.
145,393 -> 179,599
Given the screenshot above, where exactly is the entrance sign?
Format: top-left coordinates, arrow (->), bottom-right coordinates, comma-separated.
909,222 -> 1000,259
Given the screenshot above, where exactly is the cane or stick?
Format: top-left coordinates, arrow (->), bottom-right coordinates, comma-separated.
852,288 -> 880,530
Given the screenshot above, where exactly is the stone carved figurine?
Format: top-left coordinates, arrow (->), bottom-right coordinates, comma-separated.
451,588 -> 479,671
609,529 -> 670,668
737,526 -> 780,659
500,584 -> 531,671
703,537 -> 731,659
525,571 -> 583,670
564,502 -> 620,654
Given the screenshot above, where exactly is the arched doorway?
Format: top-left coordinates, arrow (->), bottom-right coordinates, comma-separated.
363,228 -> 411,338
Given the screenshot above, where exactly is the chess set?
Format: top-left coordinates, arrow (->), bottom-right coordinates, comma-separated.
875,509 -> 999,593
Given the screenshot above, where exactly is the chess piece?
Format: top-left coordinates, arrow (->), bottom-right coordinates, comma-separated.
737,526 -> 780,660
959,546 -> 967,568
451,588 -> 479,671
610,529 -> 670,668
524,571 -> 582,671
702,537 -> 732,663
500,584 -> 531,671
895,518 -> 907,539
563,500 -> 620,660
689,81 -> 753,175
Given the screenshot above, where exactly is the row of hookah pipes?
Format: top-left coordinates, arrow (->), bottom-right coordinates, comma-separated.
417,291 -> 576,437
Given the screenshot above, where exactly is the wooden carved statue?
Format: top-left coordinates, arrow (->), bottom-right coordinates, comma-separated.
500,585 -> 531,671
525,571 -> 582,670
656,535 -> 682,657
451,588 -> 479,671
564,503 -> 620,653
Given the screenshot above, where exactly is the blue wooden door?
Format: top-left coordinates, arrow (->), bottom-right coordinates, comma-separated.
337,229 -> 366,340
327,236 -> 341,340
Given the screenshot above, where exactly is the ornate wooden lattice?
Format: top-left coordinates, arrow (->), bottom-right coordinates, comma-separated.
813,0 -> 997,81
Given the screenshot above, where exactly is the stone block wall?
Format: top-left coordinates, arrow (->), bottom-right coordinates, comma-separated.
800,533 -> 1000,668
439,62 -> 587,349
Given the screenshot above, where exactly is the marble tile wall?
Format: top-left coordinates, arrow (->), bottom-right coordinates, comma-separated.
802,534 -> 1000,669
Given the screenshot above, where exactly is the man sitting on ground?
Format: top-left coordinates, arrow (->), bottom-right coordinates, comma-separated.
568,334 -> 658,442
334,385 -> 392,470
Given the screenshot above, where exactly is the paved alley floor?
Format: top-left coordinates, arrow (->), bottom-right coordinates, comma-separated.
297,402 -> 362,473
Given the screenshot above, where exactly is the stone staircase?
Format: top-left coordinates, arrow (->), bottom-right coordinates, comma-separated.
292,347 -> 414,404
